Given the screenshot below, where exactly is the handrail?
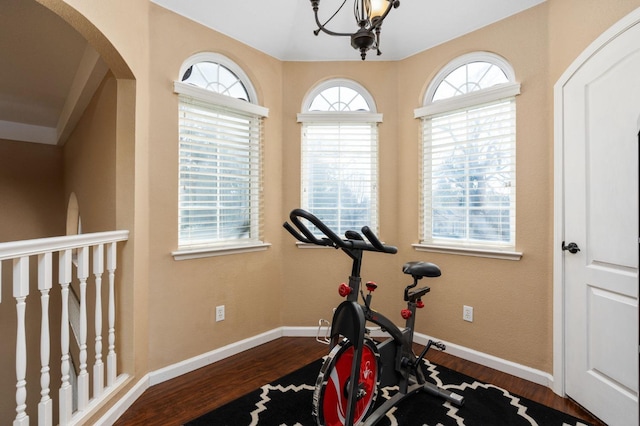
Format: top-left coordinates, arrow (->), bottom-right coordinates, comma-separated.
0,230 -> 129,261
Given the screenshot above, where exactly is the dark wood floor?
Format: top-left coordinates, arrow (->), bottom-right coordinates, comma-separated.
114,337 -> 605,426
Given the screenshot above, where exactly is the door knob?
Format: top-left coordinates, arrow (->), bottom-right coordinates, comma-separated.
562,241 -> 580,254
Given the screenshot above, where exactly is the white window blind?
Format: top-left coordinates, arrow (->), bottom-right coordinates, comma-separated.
178,95 -> 262,247
301,122 -> 378,236
422,99 -> 515,246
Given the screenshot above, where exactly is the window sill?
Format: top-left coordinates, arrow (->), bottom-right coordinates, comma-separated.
172,242 -> 271,260
412,243 -> 522,261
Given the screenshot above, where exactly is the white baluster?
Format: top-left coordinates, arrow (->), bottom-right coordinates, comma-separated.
38,253 -> 53,426
93,244 -> 104,397
59,249 -> 72,425
77,246 -> 89,410
13,256 -> 29,426
106,242 -> 117,386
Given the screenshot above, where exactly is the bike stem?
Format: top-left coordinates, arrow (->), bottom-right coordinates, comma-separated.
344,247 -> 365,303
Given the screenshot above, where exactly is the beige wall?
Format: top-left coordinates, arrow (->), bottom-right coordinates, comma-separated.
549,0 -> 640,81
0,139 -> 65,240
63,73 -> 118,232
398,5 -> 552,369
145,4 -> 286,369
2,1 -> 640,422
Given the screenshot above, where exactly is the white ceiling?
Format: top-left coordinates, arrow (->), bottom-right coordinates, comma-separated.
151,0 -> 546,61
0,0 -> 545,145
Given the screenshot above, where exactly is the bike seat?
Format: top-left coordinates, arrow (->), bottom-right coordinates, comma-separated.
402,261 -> 441,278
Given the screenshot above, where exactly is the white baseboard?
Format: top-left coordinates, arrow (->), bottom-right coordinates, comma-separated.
95,328 -> 285,425
93,374 -> 149,426
149,328 -> 284,386
97,325 -> 553,424
410,332 -> 554,389
284,326 -> 554,388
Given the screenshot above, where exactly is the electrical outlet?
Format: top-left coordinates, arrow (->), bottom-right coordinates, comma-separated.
463,305 -> 473,322
216,305 -> 225,322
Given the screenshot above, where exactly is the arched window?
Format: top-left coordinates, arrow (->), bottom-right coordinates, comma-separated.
415,52 -> 520,255
174,53 -> 269,258
297,79 -> 381,236
180,54 -> 254,101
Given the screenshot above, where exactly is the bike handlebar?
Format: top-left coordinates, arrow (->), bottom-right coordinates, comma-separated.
283,208 -> 397,254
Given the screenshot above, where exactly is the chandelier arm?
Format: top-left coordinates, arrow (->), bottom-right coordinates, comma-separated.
375,26 -> 382,56
324,0 -> 348,27
313,13 -> 355,37
311,0 -> 355,37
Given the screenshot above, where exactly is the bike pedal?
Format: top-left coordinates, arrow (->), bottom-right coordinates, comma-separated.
433,341 -> 446,351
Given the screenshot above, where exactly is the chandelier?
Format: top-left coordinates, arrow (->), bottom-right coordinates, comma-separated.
310,0 -> 400,60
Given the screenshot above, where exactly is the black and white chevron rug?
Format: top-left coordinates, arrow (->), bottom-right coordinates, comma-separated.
185,358 -> 592,426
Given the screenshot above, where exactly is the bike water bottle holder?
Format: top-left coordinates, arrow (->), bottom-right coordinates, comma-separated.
317,319 -> 373,344
316,319 -> 331,345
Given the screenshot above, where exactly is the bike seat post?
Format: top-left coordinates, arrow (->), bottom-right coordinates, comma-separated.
404,301 -> 418,340
346,274 -> 361,302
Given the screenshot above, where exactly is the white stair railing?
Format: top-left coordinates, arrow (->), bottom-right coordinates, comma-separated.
0,230 -> 129,426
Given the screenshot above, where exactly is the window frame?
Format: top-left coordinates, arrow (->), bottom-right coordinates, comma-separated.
172,54 -> 270,260
297,79 -> 382,241
414,52 -> 522,260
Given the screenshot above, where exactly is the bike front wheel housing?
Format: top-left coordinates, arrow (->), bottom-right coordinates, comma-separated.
313,338 -> 380,426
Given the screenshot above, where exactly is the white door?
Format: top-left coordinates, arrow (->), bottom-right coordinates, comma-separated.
560,15 -> 640,426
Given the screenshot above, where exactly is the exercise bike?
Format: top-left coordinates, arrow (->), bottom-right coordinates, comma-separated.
284,209 -> 464,426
